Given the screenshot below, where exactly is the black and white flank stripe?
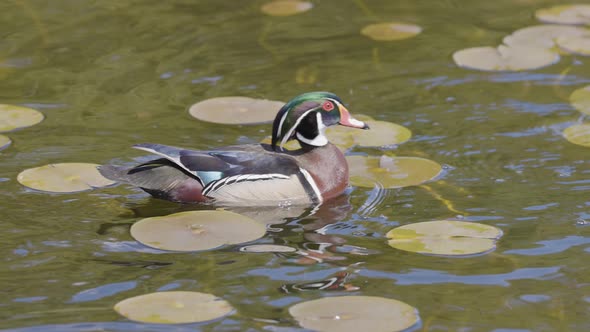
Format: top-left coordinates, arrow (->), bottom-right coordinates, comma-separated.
202,173 -> 290,197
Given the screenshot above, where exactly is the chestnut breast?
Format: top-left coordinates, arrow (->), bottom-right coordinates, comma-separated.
297,143 -> 349,201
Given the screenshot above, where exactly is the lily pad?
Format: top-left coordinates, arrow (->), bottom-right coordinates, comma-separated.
189,96 -> 285,125
347,155 -> 442,188
361,22 -> 422,41
0,134 -> 11,150
130,210 -> 266,252
569,85 -> 590,115
386,220 -> 503,256
17,163 -> 115,193
289,296 -> 419,332
239,244 -> 297,253
452,45 -> 559,71
535,4 -> 590,25
326,117 -> 411,149
557,35 -> 590,56
261,0 -> 313,16
563,123 -> 590,147
503,25 -> 590,50
0,104 -> 44,132
114,291 -> 233,324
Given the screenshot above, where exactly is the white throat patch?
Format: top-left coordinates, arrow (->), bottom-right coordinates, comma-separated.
296,112 -> 328,147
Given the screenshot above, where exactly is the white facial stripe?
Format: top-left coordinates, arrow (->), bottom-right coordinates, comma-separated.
280,108 -> 317,150
295,112 -> 328,147
276,108 -> 289,139
277,98 -> 342,150
296,132 -> 328,146
299,168 -> 323,203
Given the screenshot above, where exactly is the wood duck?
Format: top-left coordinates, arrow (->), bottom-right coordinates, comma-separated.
99,91 -> 369,205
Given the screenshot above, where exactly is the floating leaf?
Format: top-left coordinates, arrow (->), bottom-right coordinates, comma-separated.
114,291 -> 233,324
130,210 -> 266,252
535,4 -> 590,25
17,163 -> 115,193
0,104 -> 44,132
452,45 -> 559,71
289,296 -> 419,332
361,22 -> 422,41
557,35 -> 590,56
260,0 -> 313,16
189,97 -> 285,125
0,134 -> 11,151
503,25 -> 590,50
569,85 -> 590,115
386,220 -> 503,256
326,117 -> 411,149
239,244 -> 297,253
347,155 -> 442,188
563,123 -> 590,147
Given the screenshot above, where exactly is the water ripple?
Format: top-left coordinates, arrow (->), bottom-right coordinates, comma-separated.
68,281 -> 137,303
505,236 -> 590,256
359,267 -> 562,286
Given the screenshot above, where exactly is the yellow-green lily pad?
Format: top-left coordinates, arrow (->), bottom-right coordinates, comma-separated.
0,134 -> 11,151
386,220 -> 503,256
347,155 -> 442,188
0,104 -> 44,132
239,244 -> 297,253
535,4 -> 590,25
289,296 -> 419,332
17,163 -> 115,193
563,123 -> 590,147
130,210 -> 266,252
452,45 -> 559,71
189,96 -> 285,125
557,35 -> 590,56
569,85 -> 590,115
261,0 -> 313,16
114,291 -> 234,324
326,117 -> 411,149
503,25 -> 590,50
361,22 -> 422,41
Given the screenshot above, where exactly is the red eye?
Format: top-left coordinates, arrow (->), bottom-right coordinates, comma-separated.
322,101 -> 335,111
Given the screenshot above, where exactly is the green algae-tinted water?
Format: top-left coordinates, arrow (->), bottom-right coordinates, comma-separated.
2,0 -> 590,330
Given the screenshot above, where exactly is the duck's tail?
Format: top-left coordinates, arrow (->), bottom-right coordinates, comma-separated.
98,159 -> 206,203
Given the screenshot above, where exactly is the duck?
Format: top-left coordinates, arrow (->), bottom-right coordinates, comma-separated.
99,91 -> 369,205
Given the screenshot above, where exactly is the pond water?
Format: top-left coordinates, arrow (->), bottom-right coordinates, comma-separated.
2,0 -> 590,331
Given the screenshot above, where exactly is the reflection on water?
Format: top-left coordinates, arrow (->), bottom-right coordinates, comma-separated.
2,0 -> 590,331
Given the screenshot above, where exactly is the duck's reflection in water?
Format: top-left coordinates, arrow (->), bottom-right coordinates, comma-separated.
99,193 -> 376,267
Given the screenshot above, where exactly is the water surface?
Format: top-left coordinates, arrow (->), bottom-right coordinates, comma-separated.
1,0 -> 589,331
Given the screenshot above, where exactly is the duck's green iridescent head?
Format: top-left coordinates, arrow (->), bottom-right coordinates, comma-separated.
271,91 -> 368,151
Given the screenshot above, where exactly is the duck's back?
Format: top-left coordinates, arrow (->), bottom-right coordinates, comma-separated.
100,143 -> 321,205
